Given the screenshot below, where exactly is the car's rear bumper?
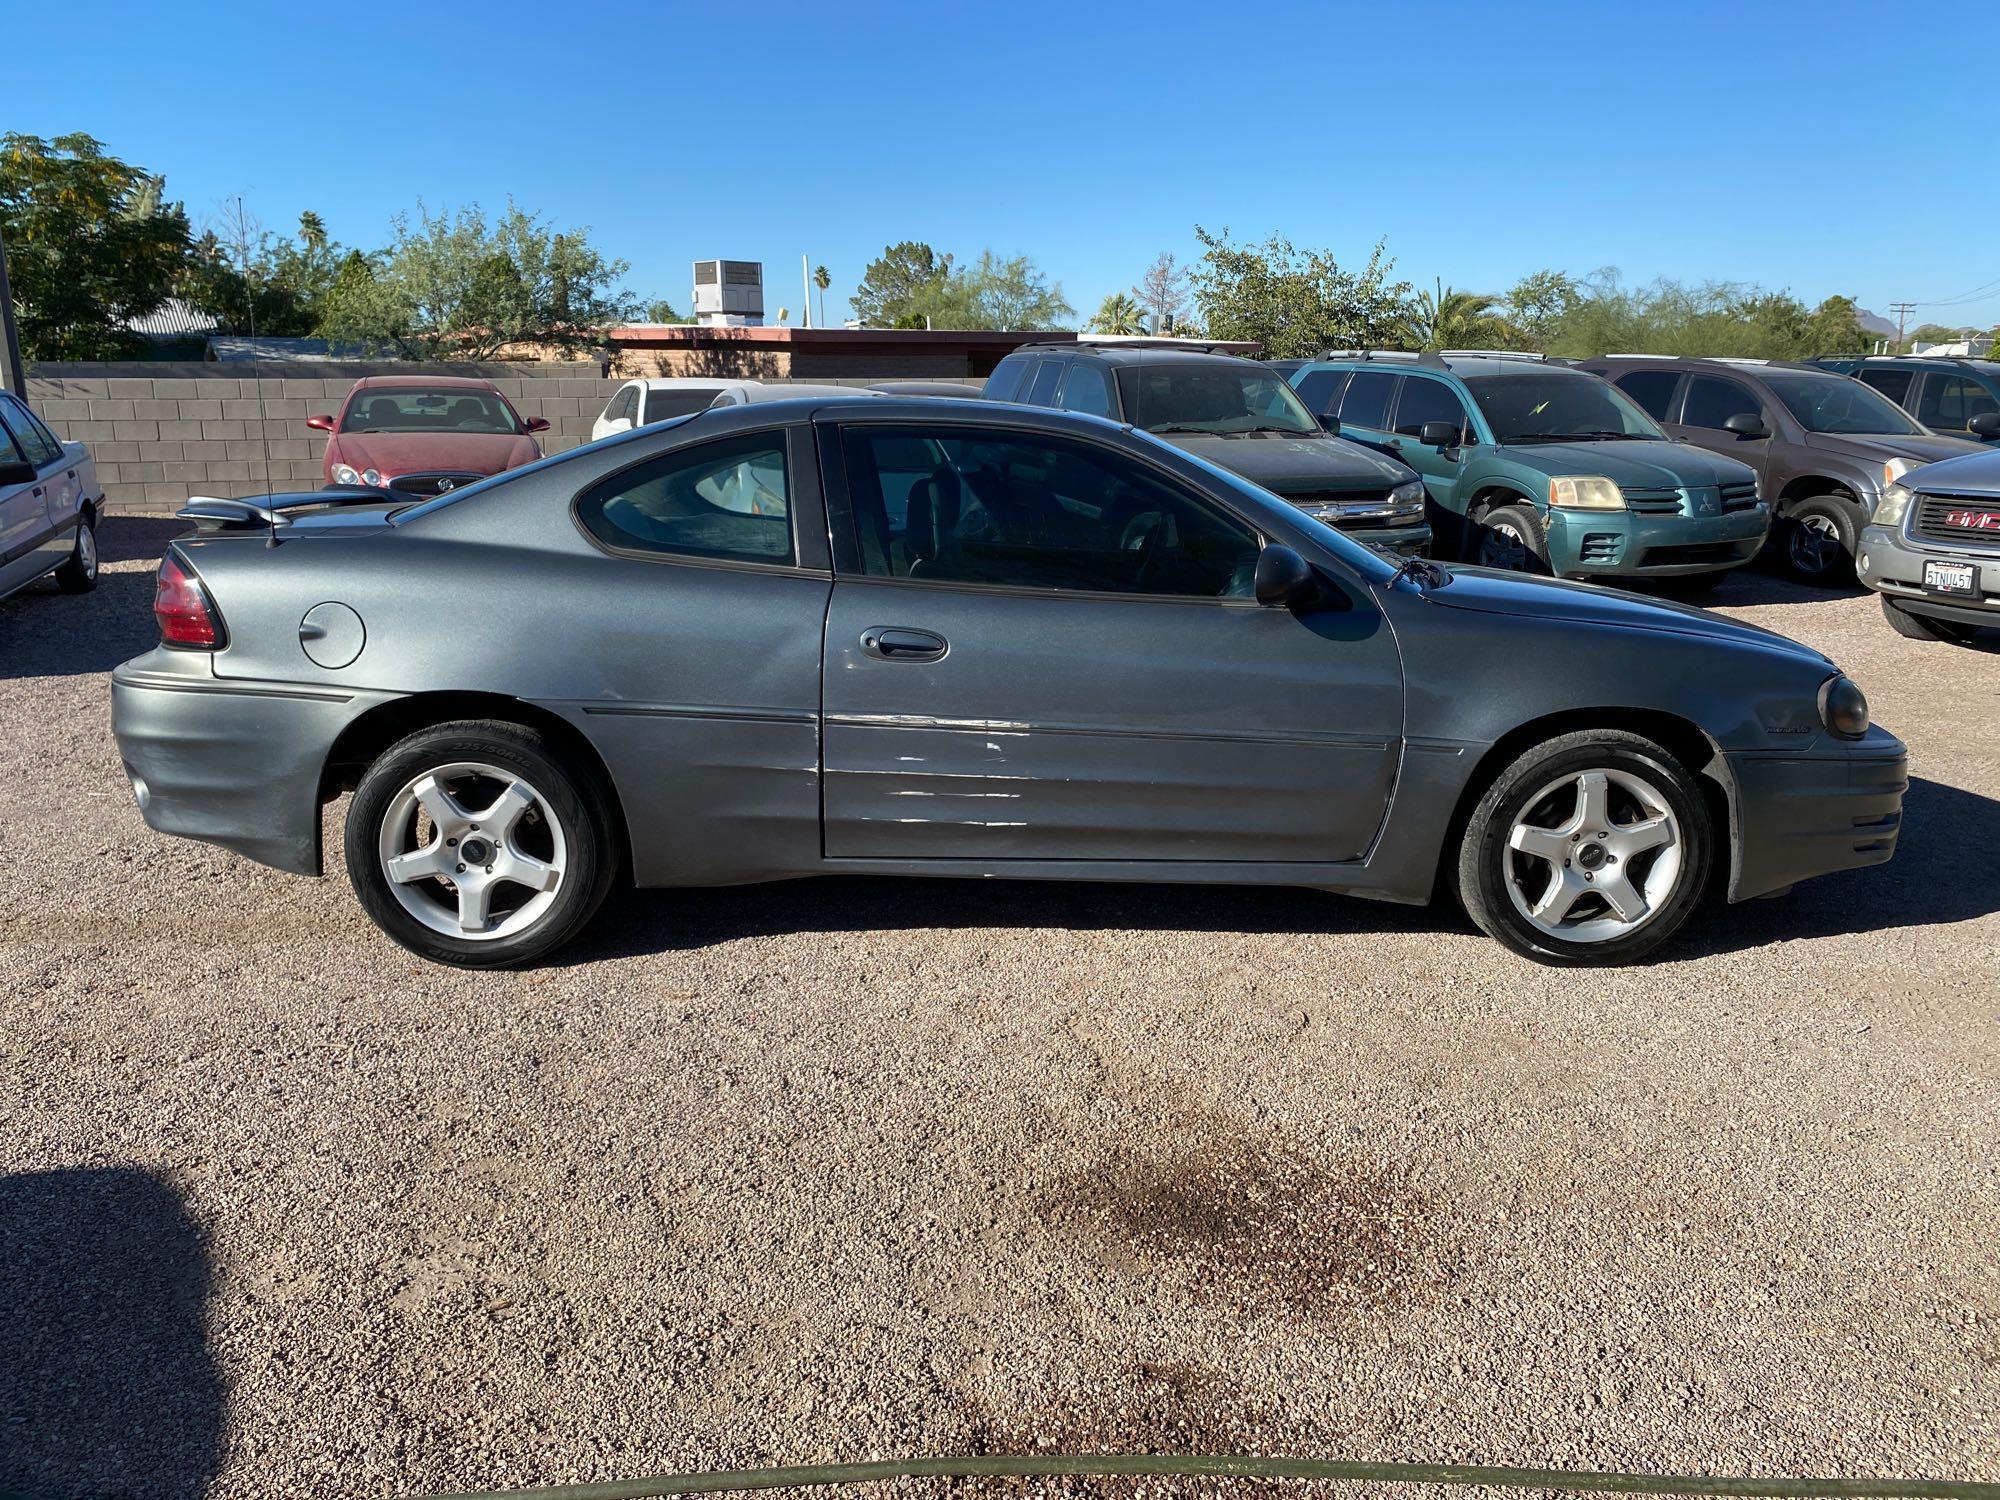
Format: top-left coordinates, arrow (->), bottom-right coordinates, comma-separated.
1547,504 -> 1770,576
1724,726 -> 1907,901
110,648 -> 382,877
1859,523 -> 2000,623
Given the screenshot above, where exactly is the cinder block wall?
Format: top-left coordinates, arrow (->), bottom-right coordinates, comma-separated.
22,363 -> 978,516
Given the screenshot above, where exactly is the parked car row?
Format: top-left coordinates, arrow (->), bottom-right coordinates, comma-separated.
1811,354 -> 2000,446
0,388 -> 102,604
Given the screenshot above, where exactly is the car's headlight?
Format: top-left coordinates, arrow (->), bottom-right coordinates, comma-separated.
1819,675 -> 1870,738
1389,479 -> 1427,517
332,463 -> 361,486
1882,457 -> 1917,488
1875,481 -> 1913,527
361,468 -> 383,488
1548,475 -> 1625,511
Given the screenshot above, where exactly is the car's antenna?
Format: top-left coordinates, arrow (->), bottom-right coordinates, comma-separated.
233,195 -> 280,549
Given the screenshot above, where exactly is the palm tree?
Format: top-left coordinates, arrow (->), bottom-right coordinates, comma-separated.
1407,279 -> 1511,350
813,264 -> 830,329
1089,291 -> 1147,335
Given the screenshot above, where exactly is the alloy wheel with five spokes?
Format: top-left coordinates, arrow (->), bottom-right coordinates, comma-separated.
377,761 -> 567,940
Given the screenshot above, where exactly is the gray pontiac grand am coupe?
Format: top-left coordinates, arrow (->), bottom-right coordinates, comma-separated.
111,397 -> 1906,969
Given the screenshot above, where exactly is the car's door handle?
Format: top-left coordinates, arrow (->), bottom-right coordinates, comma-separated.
860,627 -> 948,662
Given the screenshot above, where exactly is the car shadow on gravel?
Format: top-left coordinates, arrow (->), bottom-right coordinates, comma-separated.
1679,775 -> 2000,954
562,875 -> 1467,962
0,569 -> 162,679
0,1167 -> 222,1500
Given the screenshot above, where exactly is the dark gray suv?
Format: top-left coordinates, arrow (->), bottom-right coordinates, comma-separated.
1813,356 -> 2000,445
1582,356 -> 1984,585
986,341 -> 1431,555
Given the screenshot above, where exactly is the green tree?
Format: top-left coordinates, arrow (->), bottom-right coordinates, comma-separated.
1505,269 -> 1581,351
898,250 -> 1074,331
852,241 -> 953,328
0,132 -> 191,358
179,205 -> 348,338
317,200 -> 639,359
1405,280 -> 1510,350
813,263 -> 831,328
1088,290 -> 1147,334
642,297 -> 685,323
1798,294 -> 1869,358
1187,227 -> 1411,358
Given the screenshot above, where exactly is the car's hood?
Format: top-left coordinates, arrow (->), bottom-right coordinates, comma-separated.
1805,431 -> 1985,468
1158,431 -> 1414,492
331,430 -> 541,476
1502,438 -> 1755,488
1417,565 -> 1831,665
1899,446 -> 2000,496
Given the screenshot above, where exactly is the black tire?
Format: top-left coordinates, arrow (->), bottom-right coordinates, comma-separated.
344,719 -> 618,968
1780,497 -> 1859,586
1457,729 -> 1714,967
1475,503 -> 1550,574
53,511 -> 99,594
1879,593 -> 1980,645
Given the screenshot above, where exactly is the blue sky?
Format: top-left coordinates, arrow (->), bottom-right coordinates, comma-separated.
10,0 -> 1998,333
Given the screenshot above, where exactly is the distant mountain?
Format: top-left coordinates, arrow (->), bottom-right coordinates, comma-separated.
1855,307 -> 1899,337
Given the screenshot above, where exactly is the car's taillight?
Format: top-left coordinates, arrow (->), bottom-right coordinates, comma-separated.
155,554 -> 223,648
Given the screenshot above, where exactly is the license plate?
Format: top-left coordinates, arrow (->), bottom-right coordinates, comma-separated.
1922,559 -> 1978,596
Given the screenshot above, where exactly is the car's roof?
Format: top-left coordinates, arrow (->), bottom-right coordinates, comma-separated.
1050,345 -> 1270,371
727,382 -> 885,403
1308,354 -> 1597,381
623,377 -> 741,390
350,375 -> 503,391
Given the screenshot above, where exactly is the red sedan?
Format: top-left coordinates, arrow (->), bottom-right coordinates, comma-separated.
307,376 -> 549,496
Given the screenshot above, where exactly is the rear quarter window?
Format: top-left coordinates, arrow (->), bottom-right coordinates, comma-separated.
576,430 -> 795,566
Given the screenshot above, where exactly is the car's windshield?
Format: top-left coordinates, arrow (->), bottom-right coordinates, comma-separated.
342,387 -> 521,435
1469,372 -> 1666,443
1115,364 -> 1323,436
1761,370 -> 1923,435
645,389 -> 723,423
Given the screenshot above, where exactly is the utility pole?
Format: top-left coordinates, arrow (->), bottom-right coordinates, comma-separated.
0,219 -> 25,395
1889,301 -> 1916,354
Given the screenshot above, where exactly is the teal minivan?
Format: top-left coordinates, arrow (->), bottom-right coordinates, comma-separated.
1288,353 -> 1771,588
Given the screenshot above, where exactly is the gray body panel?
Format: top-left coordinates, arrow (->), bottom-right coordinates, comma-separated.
111,398 -> 1904,911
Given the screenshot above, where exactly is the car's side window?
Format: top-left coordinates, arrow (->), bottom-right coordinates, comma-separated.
1337,371 -> 1397,430
1860,368 -> 1915,405
1393,376 -> 1471,440
1293,368 -> 1348,417
1680,376 -> 1761,431
841,425 -> 1260,600
1917,374 -> 1998,432
983,355 -> 1031,403
1613,370 -> 1682,421
575,430 -> 794,566
0,395 -> 61,467
1057,360 -> 1116,419
1023,358 -> 1065,407
0,414 -> 25,468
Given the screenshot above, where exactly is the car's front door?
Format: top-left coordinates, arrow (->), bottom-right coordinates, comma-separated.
1384,373 -> 1474,513
1665,373 -> 1773,486
816,419 -> 1405,864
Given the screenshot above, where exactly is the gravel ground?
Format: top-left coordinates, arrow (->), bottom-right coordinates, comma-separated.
1,520 -> 1995,1500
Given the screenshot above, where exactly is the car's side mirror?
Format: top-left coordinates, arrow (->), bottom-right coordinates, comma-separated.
0,458 -> 37,486
1418,420 -> 1461,448
1969,412 -> 2000,438
1723,412 -> 1767,438
305,414 -> 335,432
1316,412 -> 1342,435
1254,542 -> 1322,610
525,416 -> 552,434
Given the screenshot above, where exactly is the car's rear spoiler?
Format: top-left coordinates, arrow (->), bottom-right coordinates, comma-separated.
175,486 -> 391,534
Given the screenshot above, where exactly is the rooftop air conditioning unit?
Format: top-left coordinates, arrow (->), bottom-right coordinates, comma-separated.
692,260 -> 765,326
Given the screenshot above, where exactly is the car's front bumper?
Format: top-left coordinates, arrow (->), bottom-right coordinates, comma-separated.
1858,523 -> 2000,624
111,648 -> 385,877
1546,504 -> 1770,577
1724,725 -> 1907,901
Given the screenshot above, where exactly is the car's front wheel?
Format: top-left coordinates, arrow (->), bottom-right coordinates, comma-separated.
1457,730 -> 1713,966
345,720 -> 618,968
1880,594 -> 1980,645
53,511 -> 99,594
1780,498 -> 1858,585
1475,503 -> 1550,574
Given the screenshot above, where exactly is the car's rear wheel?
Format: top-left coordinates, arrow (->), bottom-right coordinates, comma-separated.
1476,503 -> 1550,574
53,512 -> 99,594
345,720 -> 617,968
1780,497 -> 1858,585
1880,593 -> 1981,645
1457,730 -> 1713,966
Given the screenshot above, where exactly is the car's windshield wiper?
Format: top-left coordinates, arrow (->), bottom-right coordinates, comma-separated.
1144,423 -> 1216,435
1244,424 -> 1316,436
1503,432 -> 1594,443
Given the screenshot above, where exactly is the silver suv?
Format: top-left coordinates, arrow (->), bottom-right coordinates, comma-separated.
1862,446 -> 2000,645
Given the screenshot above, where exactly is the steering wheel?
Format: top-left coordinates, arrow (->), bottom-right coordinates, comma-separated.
1120,512 -> 1166,589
